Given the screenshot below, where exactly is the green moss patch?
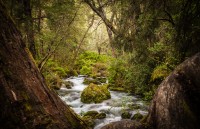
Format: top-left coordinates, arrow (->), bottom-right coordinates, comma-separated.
81,83 -> 111,103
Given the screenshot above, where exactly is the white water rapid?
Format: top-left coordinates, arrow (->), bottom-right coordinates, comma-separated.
58,75 -> 148,129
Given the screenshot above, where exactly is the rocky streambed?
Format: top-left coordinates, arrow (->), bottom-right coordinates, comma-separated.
58,75 -> 148,129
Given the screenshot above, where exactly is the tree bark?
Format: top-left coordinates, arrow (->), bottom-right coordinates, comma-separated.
0,2 -> 88,129
23,0 -> 37,59
84,0 -> 118,35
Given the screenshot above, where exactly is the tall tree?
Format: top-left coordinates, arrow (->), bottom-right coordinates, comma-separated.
23,0 -> 37,58
0,2 -> 88,129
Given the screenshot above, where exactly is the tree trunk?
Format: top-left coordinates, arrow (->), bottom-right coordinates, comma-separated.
0,2 -> 88,129
23,0 -> 37,59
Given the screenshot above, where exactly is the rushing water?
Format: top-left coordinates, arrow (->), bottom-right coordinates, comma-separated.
58,75 -> 148,129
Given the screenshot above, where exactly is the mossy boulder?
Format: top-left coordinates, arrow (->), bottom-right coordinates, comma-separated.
95,113 -> 106,119
131,113 -> 143,121
121,111 -> 131,119
63,81 -> 73,89
83,111 -> 106,119
81,83 -> 111,103
82,111 -> 106,128
129,104 -> 141,110
83,111 -> 99,117
81,116 -> 95,128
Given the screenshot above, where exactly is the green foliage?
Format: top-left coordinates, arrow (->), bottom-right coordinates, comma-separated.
42,59 -> 70,90
151,64 -> 171,82
130,63 -> 153,95
143,90 -> 154,101
76,51 -> 110,76
108,59 -> 128,91
80,66 -> 92,75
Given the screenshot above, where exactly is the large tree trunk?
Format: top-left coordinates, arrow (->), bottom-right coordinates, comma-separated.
0,2 -> 88,129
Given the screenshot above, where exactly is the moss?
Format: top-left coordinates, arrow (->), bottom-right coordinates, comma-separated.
83,78 -> 101,85
81,111 -> 106,127
151,64 -> 171,82
109,86 -> 126,92
96,77 -> 107,83
81,83 -> 111,103
131,113 -> 143,121
91,63 -> 108,77
182,100 -> 196,122
121,111 -> 131,119
83,111 -> 99,117
81,116 -> 95,128
63,81 -> 73,89
80,66 -> 92,75
95,113 -> 106,119
24,103 -> 32,111
63,110 -> 88,129
52,66 -> 67,78
25,47 -> 36,65
83,111 -> 106,121
129,104 -> 140,110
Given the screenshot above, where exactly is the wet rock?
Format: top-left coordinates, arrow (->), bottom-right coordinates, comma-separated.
63,81 -> 73,89
81,83 -> 111,103
83,110 -> 99,117
101,120 -> 145,129
129,104 -> 140,110
95,113 -> 106,119
83,77 -> 101,85
82,116 -> 95,128
131,113 -> 143,121
147,53 -> 200,129
121,111 -> 131,119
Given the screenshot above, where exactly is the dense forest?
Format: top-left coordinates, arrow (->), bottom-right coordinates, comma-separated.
0,0 -> 200,129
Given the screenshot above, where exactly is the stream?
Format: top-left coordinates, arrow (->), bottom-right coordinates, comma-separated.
58,75 -> 148,129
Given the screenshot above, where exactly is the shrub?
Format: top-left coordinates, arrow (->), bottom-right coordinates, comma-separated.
80,66 -> 92,75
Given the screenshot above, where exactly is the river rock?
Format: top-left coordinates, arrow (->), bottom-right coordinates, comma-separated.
63,81 -> 73,89
121,111 -> 131,119
95,112 -> 106,119
81,83 -> 111,103
102,53 -> 200,129
147,53 -> 200,129
131,113 -> 143,121
82,116 -> 96,128
83,77 -> 101,85
101,120 -> 145,129
83,110 -> 99,117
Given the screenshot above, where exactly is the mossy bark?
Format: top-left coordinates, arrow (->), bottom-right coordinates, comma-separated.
0,2 -> 88,129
